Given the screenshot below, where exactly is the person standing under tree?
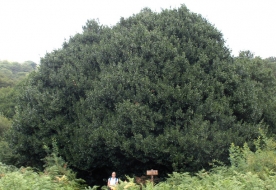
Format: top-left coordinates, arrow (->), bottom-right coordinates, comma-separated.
107,171 -> 119,190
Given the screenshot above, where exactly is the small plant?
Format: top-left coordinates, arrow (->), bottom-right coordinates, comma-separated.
229,129 -> 276,179
0,138 -> 91,189
42,138 -> 87,189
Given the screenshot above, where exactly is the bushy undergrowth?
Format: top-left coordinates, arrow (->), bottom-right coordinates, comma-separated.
0,163 -> 89,190
0,139 -> 91,190
1,131 -> 276,189
96,130 -> 276,190
98,171 -> 276,190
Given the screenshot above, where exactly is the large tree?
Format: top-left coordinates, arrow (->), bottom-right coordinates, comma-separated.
10,5 -> 276,185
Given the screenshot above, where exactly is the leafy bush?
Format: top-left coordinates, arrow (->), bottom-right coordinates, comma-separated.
0,140 -> 19,165
0,114 -> 11,139
91,131 -> 276,189
229,129 -> 276,179
0,163 -> 80,189
0,87 -> 18,118
153,131 -> 276,189
0,139 -> 89,189
152,170 -> 276,190
42,138 -> 87,189
0,166 -> 60,190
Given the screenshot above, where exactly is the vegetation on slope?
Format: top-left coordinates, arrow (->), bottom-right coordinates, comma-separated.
0,60 -> 37,118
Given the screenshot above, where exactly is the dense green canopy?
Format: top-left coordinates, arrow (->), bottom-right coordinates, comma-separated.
10,5 -> 276,185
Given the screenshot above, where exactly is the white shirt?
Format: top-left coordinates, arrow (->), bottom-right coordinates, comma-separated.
109,177 -> 118,185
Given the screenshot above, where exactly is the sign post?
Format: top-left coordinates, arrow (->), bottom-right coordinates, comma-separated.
146,169 -> 158,184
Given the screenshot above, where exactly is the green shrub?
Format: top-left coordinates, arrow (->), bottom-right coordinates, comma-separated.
93,131 -> 276,189
229,129 -> 276,179
0,140 -> 19,165
42,138 -> 87,189
149,130 -> 276,190
0,139 -> 89,189
0,114 -> 11,139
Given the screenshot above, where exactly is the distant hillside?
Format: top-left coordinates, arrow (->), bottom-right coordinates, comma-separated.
0,60 -> 37,88
0,60 -> 37,118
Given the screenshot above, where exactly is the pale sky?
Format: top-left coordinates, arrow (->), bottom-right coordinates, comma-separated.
0,0 -> 275,64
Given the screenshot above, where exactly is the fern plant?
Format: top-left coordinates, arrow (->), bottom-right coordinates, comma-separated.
42,138 -> 86,189
229,129 -> 276,179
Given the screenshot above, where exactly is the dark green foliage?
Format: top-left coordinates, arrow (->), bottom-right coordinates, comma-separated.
9,5 -> 276,186
0,114 -> 19,165
0,114 -> 11,139
0,61 -> 37,165
0,87 -> 19,118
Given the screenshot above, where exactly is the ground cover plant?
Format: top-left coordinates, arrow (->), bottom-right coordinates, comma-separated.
0,139 -> 91,189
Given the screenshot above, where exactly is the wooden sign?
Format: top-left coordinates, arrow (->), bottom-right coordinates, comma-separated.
147,169 -> 158,176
